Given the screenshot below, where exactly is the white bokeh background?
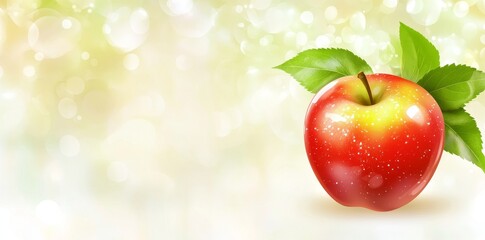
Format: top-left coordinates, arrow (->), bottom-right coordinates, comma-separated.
0,0 -> 485,239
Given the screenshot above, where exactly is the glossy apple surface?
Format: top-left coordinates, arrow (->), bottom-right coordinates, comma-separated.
305,73 -> 445,211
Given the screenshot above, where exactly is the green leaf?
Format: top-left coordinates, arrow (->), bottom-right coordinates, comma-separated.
274,48 -> 373,93
443,109 -> 485,171
399,22 -> 440,82
418,64 -> 485,111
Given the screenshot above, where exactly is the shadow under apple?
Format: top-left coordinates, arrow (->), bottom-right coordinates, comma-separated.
305,194 -> 457,217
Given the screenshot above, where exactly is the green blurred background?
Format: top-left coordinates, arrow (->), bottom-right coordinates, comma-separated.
0,0 -> 485,239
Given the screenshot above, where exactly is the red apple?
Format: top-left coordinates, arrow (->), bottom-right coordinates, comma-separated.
305,73 -> 445,211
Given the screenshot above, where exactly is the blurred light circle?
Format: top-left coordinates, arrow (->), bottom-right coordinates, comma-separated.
479,48 -> 485,60
59,135 -> 80,157
296,32 -> 307,46
453,1 -> 469,17
235,5 -> 244,13
262,4 -> 295,33
213,110 -> 243,138
82,90 -> 111,119
6,0 -> 41,26
213,112 -> 232,138
130,8 -> 149,34
138,92 -> 166,116
240,40 -> 257,55
22,65 -> 36,77
62,18 -> 72,29
58,98 -> 77,119
283,50 -> 294,60
335,36 -> 342,43
66,76 -> 85,95
28,16 -> 80,58
123,93 -> 166,117
107,161 -> 129,182
35,200 -> 64,226
353,35 -> 376,57
245,24 -> 260,40
379,43 -> 396,64
56,0 -> 95,11
0,14 -> 5,52
481,35 -> 485,45
479,0 -> 485,14
176,55 -> 192,70
315,35 -> 331,48
300,11 -> 313,24
251,0 -> 272,10
341,27 -> 356,43
462,22 -> 478,39
281,30 -> 296,45
406,0 -> 423,14
34,52 -> 44,61
166,0 -> 193,15
259,35 -> 273,46
1,94 -> 25,132
350,12 -> 366,32
324,6 -> 338,21
81,51 -> 90,60
123,53 -> 140,71
438,37 -> 463,64
383,0 -> 398,8
408,0 -> 441,26
176,36 -> 210,56
169,3 -> 215,38
104,7 -> 149,52
103,119 -> 158,161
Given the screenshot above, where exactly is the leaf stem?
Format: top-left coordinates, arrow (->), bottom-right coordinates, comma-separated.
357,72 -> 374,105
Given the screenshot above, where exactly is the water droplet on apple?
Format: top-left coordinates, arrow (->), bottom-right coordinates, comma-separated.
368,174 -> 384,189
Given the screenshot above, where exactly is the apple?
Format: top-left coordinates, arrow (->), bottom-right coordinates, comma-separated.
305,73 -> 445,211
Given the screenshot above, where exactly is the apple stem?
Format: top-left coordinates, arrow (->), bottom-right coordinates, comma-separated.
357,72 -> 374,105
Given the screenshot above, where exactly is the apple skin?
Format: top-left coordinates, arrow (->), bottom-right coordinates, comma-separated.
305,73 -> 445,211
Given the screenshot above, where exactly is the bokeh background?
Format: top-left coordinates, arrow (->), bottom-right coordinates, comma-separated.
1,0 -> 485,239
